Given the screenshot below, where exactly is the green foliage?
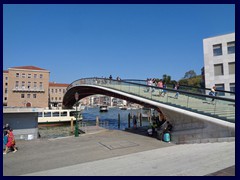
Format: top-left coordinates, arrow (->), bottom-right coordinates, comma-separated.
162,74 -> 171,84
183,70 -> 197,79
179,75 -> 202,87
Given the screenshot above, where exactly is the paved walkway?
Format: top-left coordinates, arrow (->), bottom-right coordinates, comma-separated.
3,129 -> 235,176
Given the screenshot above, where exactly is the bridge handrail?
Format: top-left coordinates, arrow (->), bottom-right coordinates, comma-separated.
66,77 -> 235,122
122,79 -> 235,97
67,77 -> 234,102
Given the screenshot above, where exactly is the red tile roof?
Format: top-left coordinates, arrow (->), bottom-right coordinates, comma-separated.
49,82 -> 69,87
10,66 -> 48,71
3,70 -> 9,73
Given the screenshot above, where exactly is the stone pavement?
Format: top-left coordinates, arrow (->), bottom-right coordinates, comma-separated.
3,129 -> 235,176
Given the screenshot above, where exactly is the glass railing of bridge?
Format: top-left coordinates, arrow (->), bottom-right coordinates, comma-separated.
68,78 -> 235,123
122,79 -> 235,100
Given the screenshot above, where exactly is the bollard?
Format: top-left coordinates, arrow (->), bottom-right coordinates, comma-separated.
140,113 -> 142,127
128,113 -> 131,128
96,116 -> 99,126
70,118 -> 73,133
118,113 -> 120,129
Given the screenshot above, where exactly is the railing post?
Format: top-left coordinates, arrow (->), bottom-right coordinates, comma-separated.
187,95 -> 190,108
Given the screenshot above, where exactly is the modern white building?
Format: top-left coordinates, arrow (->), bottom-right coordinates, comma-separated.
203,32 -> 235,97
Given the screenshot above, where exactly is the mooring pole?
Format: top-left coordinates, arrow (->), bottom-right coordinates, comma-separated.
118,113 -> 120,129
96,116 -> 99,126
140,113 -> 142,127
128,113 -> 131,128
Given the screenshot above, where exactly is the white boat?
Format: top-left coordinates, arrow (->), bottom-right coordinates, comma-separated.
119,106 -> 128,110
99,105 -> 108,112
38,109 -> 82,125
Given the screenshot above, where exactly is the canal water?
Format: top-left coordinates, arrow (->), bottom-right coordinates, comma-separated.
38,107 -> 151,139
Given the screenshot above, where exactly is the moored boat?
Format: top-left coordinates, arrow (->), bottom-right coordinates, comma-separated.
38,109 -> 82,125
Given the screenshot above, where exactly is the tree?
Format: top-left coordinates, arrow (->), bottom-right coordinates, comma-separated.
183,70 -> 196,79
162,74 -> 171,84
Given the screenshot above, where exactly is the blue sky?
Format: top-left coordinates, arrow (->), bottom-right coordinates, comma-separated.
3,4 -> 235,83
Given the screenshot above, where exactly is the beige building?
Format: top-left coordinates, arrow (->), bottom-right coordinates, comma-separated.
3,70 -> 9,106
49,82 -> 69,108
3,66 -> 50,108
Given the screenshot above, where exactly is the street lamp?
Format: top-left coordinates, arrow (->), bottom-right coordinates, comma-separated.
75,92 -> 79,137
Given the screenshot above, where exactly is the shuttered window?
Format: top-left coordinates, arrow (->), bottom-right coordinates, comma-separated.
228,62 -> 235,74
214,64 -> 224,76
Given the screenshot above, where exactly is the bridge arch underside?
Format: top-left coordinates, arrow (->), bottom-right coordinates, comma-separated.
63,86 -> 159,110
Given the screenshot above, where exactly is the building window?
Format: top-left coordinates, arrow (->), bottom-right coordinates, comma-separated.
28,74 -> 31,78
213,44 -> 222,56
34,74 -> 37,78
22,81 -> 26,89
34,82 -> 37,88
28,82 -> 31,89
59,89 -> 61,93
230,83 -> 235,95
40,74 -> 43,78
16,73 -> 19,78
215,84 -> 225,96
5,88 -> 7,93
5,77 -> 8,81
22,73 -> 26,78
40,82 -> 43,89
27,94 -> 31,98
227,41 -> 235,54
59,97 -> 61,100
51,97 -> 54,101
51,89 -> 54,93
55,97 -> 57,101
4,97 -> 7,101
228,62 -> 235,74
21,94 -> 25,98
5,83 -> 8,86
15,81 -> 19,88
63,89 -> 65,94
214,64 -> 224,76
55,89 -> 58,93
33,94 -> 37,98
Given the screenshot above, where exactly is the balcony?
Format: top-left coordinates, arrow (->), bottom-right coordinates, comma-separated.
12,87 -> 45,92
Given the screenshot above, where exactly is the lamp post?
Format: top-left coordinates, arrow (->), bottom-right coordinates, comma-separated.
75,92 -> 79,137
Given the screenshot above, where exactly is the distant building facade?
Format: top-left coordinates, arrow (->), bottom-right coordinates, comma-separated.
49,82 -> 69,108
203,32 -> 235,96
3,66 -> 50,108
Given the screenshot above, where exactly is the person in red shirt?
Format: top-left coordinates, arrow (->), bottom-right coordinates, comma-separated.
3,129 -> 18,154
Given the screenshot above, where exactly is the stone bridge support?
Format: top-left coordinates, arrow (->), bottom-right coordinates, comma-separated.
160,107 -> 235,144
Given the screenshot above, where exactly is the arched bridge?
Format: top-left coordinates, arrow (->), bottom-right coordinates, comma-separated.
63,78 -> 235,143
63,78 -> 235,123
